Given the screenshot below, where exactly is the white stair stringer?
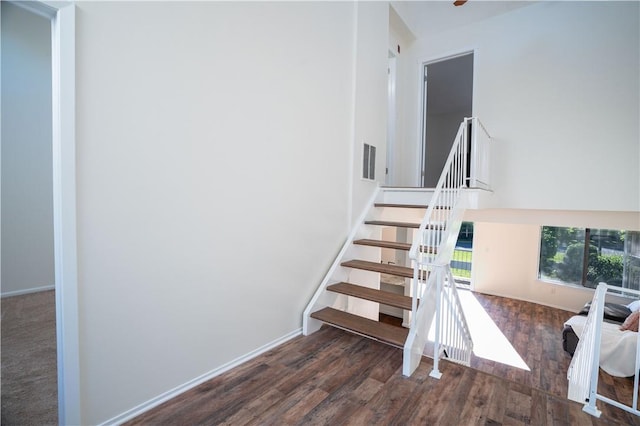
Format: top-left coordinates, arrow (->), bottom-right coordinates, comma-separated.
302,188 -> 382,336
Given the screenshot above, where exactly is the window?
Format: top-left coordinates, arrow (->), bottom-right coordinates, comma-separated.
452,222 -> 473,284
538,227 -> 640,291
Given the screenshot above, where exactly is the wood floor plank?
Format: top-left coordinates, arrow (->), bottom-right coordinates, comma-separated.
457,369 -> 498,425
504,385 -> 532,424
218,387 -> 285,425
360,375 -> 418,424
350,377 -> 384,404
486,372 -> 509,424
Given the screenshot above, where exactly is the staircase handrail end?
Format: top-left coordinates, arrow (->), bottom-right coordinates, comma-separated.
473,117 -> 492,140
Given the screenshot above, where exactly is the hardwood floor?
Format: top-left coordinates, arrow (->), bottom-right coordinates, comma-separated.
1,290 -> 58,426
469,292 -> 639,425
127,293 -> 640,425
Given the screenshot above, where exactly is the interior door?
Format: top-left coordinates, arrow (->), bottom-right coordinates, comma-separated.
421,53 -> 474,188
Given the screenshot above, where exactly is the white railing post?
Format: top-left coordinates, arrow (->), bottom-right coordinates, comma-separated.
470,117 -> 477,188
584,284 -> 605,417
430,264 -> 445,379
411,261 -> 419,329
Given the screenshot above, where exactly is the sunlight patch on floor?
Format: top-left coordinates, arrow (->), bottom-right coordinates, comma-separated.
458,289 -> 530,371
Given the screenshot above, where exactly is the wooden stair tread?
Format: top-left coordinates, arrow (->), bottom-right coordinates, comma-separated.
327,282 -> 413,311
364,220 -> 444,230
380,186 -> 436,189
310,307 -> 409,347
341,259 -> 427,279
374,203 -> 428,209
353,239 -> 437,254
364,220 -> 420,229
354,239 -> 411,251
374,203 -> 450,210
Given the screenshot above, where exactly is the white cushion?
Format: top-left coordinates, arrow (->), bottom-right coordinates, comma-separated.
627,300 -> 640,312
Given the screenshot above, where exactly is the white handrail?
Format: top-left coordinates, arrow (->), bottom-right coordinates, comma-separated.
403,117 -> 489,377
409,118 -> 472,324
568,283 -> 640,418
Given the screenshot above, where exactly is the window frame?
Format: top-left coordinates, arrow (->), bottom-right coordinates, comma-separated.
538,226 -> 635,291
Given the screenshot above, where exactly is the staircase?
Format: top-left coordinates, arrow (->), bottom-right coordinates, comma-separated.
308,197 -> 431,348
303,117 -> 491,378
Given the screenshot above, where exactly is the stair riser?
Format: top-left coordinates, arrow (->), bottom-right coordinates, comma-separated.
371,208 -> 425,224
378,188 -> 435,206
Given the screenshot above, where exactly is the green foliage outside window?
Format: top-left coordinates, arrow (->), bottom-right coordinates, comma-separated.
538,227 -> 637,290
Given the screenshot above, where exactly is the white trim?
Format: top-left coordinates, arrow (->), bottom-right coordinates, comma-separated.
100,329 -> 303,426
1,285 -> 55,298
8,0 -> 56,19
386,52 -> 397,186
47,2 -> 80,425
418,49 -> 477,69
414,59 -> 424,187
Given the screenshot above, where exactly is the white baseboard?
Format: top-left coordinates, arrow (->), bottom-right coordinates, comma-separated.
1,285 -> 55,298
101,328 -> 302,426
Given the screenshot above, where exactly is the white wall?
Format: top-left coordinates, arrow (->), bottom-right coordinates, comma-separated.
398,1 -> 639,211
1,2 -> 54,297
350,2 -> 389,225
470,210 -> 640,312
388,4 -> 416,187
75,2 -> 387,423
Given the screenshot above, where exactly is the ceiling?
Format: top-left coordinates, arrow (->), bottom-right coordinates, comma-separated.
395,1 -> 537,39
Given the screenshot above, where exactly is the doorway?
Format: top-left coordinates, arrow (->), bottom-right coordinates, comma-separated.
1,3 -> 57,423
420,52 -> 474,188
1,1 -> 79,424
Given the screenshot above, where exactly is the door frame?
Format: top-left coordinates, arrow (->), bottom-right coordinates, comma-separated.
10,1 -> 80,423
386,50 -> 397,186
415,49 -> 476,187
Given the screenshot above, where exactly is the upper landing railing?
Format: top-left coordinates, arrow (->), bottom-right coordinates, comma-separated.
468,117 -> 491,190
